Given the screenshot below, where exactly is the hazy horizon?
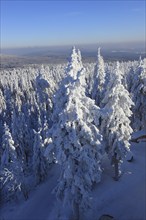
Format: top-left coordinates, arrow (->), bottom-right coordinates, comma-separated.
1,41 -> 145,69
1,41 -> 145,56
1,40 -> 145,49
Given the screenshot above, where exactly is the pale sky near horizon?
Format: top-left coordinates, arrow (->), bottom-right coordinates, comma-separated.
1,0 -> 145,48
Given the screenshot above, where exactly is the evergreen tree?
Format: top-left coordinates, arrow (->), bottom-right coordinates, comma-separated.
33,130 -> 47,185
11,110 -> 34,171
0,88 -> 6,114
66,46 -> 83,79
101,62 -> 134,180
0,123 -> 23,202
52,46 -> 84,124
91,48 -> 106,106
35,69 -> 50,124
126,66 -> 135,92
131,58 -> 146,129
47,48 -> 103,219
1,123 -> 17,167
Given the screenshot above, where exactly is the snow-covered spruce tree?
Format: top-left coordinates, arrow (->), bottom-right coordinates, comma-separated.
45,47 -> 84,165
51,46 -> 84,126
46,47 -> 103,219
91,47 -> 106,107
11,107 -> 35,177
46,47 -> 88,163
35,68 -> 51,125
0,123 -> 23,202
0,88 -> 6,114
11,109 -> 28,154
1,123 -> 17,167
66,46 -> 83,77
22,111 -> 34,165
126,65 -> 135,93
0,110 -> 5,150
33,130 -> 47,185
101,61 -> 134,180
130,58 -> 146,130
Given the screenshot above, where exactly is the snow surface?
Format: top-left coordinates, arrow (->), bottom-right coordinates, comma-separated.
0,129 -> 145,220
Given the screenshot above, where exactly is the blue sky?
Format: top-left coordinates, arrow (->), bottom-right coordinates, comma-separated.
1,0 -> 145,48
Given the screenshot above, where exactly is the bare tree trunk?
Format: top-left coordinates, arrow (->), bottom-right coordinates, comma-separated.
22,185 -> 29,200
111,154 -> 120,181
114,160 -> 119,181
72,201 -> 80,220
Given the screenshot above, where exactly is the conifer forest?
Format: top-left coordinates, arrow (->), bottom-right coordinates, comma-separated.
0,47 -> 146,220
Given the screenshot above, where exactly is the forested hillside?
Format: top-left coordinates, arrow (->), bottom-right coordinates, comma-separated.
0,47 -> 146,219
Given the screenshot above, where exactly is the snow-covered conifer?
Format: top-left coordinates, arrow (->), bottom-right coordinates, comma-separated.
0,123 -> 24,202
35,68 -> 52,125
91,47 -> 106,106
101,61 -> 134,179
47,48 -> 103,219
66,46 -> 83,78
33,130 -> 47,184
52,46 -> 84,124
12,110 -> 33,168
1,123 -> 17,167
131,58 -> 146,130
126,66 -> 135,92
0,88 -> 6,114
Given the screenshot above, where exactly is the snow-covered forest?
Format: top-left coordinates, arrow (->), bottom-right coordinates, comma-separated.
0,47 -> 146,220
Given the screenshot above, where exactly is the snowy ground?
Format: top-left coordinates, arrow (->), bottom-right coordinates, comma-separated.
0,130 -> 145,220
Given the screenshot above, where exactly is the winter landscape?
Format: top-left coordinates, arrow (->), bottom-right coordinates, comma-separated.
0,1 -> 146,220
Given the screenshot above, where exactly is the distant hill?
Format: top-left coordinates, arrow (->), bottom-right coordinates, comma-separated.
1,44 -> 145,69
